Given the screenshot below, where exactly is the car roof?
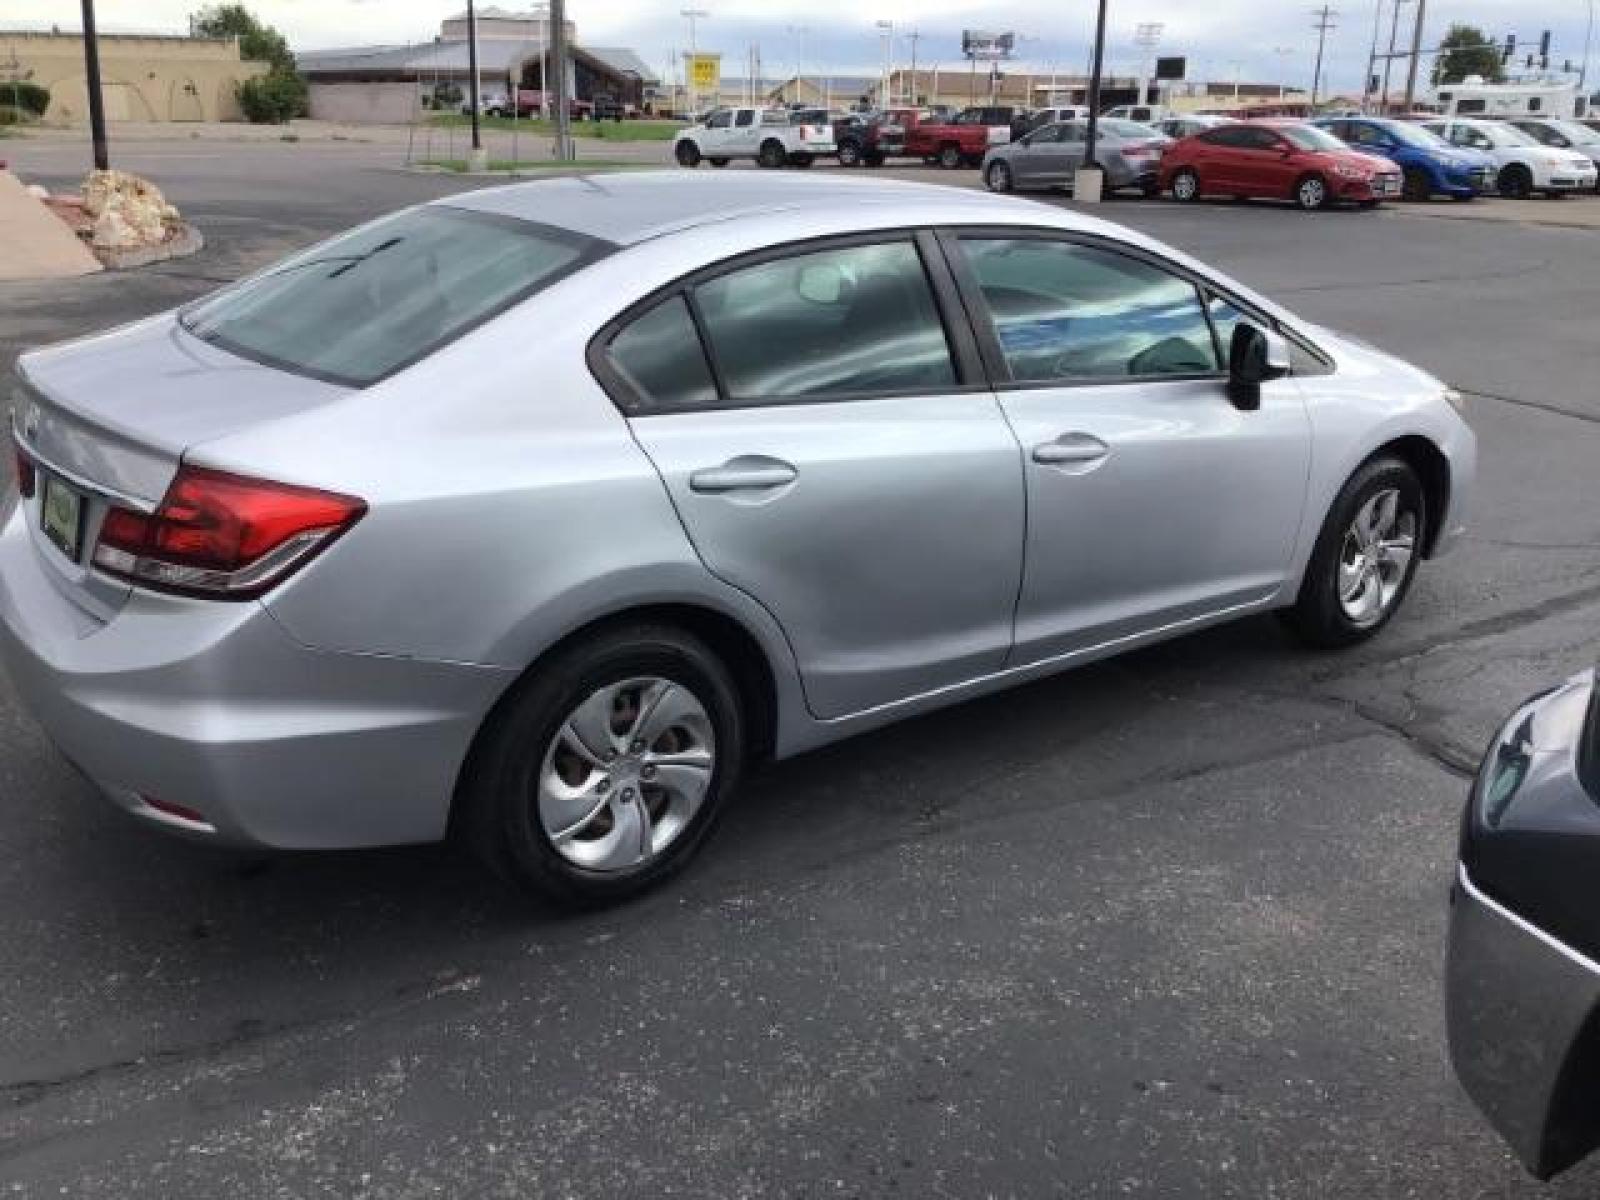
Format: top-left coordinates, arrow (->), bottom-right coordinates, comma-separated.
437,170 -> 1044,247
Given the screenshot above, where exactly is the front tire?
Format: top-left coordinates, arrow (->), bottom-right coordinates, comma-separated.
758,139 -> 787,169
985,160 -> 1013,192
674,140 -> 702,168
1498,165 -> 1533,199
837,139 -> 863,167
1295,173 -> 1329,211
1170,167 -> 1201,202
1282,457 -> 1426,649
938,142 -> 964,169
460,624 -> 746,907
1401,166 -> 1431,201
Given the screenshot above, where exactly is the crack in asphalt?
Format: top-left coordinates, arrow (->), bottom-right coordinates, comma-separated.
1458,386 -> 1600,427
1272,259 -> 1553,297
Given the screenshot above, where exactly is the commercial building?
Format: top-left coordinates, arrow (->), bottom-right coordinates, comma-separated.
0,29 -> 268,123
298,9 -> 657,124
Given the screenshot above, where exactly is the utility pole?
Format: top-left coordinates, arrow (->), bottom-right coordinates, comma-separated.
680,8 -> 708,112
1311,5 -> 1338,107
466,0 -> 484,169
907,30 -> 921,105
550,0 -> 573,159
80,0 -> 109,170
1580,0 -> 1594,91
1380,0 -> 1408,111
876,21 -> 894,107
1363,0 -> 1384,112
1402,0 -> 1426,109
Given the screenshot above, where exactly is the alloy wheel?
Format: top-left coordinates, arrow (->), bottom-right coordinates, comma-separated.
1337,489 -> 1418,628
1172,169 -> 1199,201
986,161 -> 1012,192
1298,177 -> 1327,210
537,677 -> 716,873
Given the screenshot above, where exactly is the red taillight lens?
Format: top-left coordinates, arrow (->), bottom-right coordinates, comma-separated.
13,442 -> 36,499
93,465 -> 365,599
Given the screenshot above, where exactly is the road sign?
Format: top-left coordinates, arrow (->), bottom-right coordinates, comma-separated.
687,52 -> 720,92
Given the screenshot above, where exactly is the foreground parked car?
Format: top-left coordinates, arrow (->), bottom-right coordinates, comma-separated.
1313,116 -> 1497,200
1448,669 -> 1600,1178
1422,117 -> 1598,198
982,118 -> 1169,196
1,173 -> 1475,904
1162,121 -> 1402,209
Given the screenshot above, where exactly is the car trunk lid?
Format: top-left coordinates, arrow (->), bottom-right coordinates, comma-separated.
12,314 -> 349,619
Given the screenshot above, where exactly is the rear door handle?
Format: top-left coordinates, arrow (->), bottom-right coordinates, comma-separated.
1032,433 -> 1110,467
689,457 -> 799,494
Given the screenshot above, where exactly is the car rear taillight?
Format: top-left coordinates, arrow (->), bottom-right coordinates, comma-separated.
1123,143 -> 1159,158
92,465 -> 365,600
11,439 -> 35,499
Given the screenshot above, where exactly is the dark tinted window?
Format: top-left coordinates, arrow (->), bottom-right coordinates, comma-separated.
734,109 -> 755,127
1202,126 -> 1253,147
960,239 -> 1220,382
694,241 -> 956,401
707,110 -> 732,128
181,208 -> 597,387
607,295 -> 718,414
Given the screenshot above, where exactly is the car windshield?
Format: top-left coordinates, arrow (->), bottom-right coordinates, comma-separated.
1277,124 -> 1348,152
1384,121 -> 1450,148
1546,119 -> 1600,145
180,207 -> 601,387
1488,124 -> 1539,146
1102,119 -> 1157,138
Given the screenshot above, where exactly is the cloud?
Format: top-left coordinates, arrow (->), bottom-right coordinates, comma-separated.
7,0 -> 1584,95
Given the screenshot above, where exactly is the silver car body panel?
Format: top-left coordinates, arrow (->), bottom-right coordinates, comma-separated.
1,172 -> 1476,847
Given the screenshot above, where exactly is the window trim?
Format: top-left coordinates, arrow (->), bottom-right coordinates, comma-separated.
178,208 -> 614,390
930,224 -> 1333,390
586,229 -> 990,417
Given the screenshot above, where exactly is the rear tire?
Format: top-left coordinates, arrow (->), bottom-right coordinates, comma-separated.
459,624 -> 746,908
758,139 -> 787,169
837,139 -> 863,167
1281,457 -> 1427,650
1170,167 -> 1201,202
674,140 -> 702,168
985,160 -> 1013,192
938,142 -> 964,169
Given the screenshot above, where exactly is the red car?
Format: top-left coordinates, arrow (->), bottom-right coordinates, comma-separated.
1160,120 -> 1402,210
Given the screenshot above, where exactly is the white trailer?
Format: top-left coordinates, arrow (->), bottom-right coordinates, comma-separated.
1432,77 -> 1588,121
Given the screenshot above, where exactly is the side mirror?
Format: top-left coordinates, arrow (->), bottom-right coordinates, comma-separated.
1228,323 -> 1291,411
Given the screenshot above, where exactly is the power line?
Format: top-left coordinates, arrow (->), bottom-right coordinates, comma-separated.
1310,5 -> 1338,106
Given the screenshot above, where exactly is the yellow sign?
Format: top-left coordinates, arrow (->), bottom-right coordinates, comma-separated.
688,53 -> 721,92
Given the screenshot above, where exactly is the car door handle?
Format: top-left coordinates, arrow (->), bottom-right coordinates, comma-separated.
1032,434 -> 1110,467
689,458 -> 799,493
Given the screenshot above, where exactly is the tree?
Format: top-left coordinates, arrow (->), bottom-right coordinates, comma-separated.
191,4 -> 294,72
1432,24 -> 1506,85
192,4 -> 306,123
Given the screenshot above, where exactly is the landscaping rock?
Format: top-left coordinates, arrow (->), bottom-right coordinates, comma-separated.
82,169 -> 179,251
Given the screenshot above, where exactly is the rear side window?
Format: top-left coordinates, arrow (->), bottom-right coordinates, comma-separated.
735,110 -> 755,127
180,207 -> 602,387
958,238 -> 1220,382
606,296 -> 718,414
693,240 -> 957,402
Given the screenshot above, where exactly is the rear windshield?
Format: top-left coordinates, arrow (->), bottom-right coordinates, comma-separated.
1102,119 -> 1157,138
1278,124 -> 1347,152
1385,121 -> 1448,148
180,207 -> 604,387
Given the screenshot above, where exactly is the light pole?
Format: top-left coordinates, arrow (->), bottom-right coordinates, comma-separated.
876,21 -> 895,107
465,0 -> 484,169
1580,0 -> 1595,91
1363,0 -> 1385,112
787,24 -> 810,105
550,0 -> 572,159
907,30 -> 921,105
1083,0 -> 1109,183
80,0 -> 109,170
681,8 -> 708,112
1402,0 -> 1427,110
1273,46 -> 1295,99
1380,0 -> 1410,112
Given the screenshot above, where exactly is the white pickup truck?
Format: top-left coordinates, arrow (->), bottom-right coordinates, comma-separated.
673,108 -> 837,170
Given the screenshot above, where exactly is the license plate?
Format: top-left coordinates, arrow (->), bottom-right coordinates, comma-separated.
1378,177 -> 1400,195
40,474 -> 85,562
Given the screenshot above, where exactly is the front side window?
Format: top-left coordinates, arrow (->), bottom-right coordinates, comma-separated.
706,109 -> 731,129
181,207 -> 599,387
735,109 -> 755,127
693,240 -> 957,401
959,238 -> 1220,383
606,295 -> 717,415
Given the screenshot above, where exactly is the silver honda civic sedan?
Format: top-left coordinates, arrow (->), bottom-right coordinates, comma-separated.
1,172 -> 1475,905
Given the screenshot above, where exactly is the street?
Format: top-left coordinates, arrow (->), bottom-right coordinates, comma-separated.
2,137 -> 1600,1197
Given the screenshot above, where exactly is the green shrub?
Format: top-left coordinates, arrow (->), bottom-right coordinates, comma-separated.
5,81 -> 49,116
0,104 -> 32,127
238,69 -> 307,124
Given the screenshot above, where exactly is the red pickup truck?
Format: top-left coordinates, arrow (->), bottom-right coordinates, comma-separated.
894,107 -> 1018,169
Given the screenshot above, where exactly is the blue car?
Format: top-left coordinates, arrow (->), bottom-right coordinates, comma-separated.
1314,117 -> 1498,201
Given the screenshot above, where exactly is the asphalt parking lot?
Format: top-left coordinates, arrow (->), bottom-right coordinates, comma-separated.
3,137 -> 1600,1198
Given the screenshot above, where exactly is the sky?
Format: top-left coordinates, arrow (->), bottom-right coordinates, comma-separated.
6,1 -> 1595,96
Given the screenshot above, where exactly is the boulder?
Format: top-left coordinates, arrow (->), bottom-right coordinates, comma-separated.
81,169 -> 180,250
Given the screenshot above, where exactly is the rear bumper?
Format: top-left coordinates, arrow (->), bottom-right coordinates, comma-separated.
0,506 -> 512,850
1447,865 -> 1600,1179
